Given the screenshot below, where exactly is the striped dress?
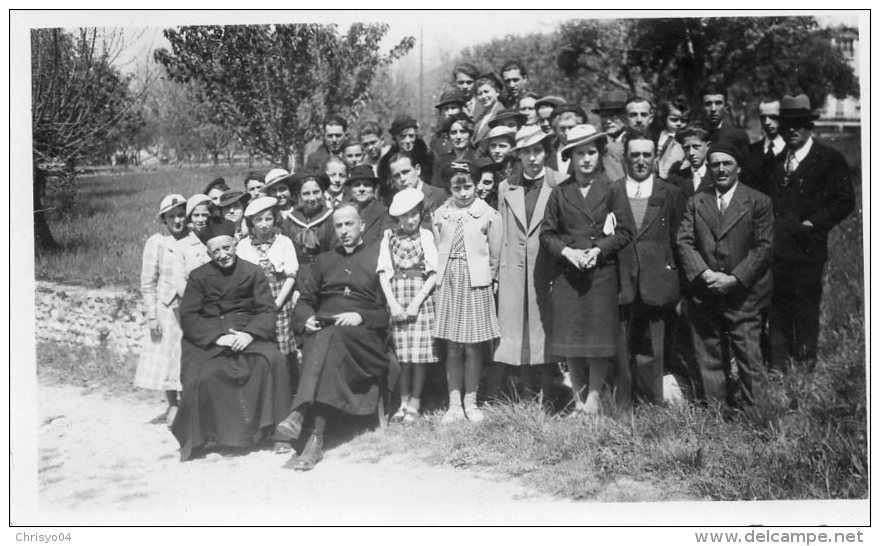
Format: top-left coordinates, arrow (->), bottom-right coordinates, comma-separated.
135,233 -> 185,391
380,229 -> 438,364
434,206 -> 500,343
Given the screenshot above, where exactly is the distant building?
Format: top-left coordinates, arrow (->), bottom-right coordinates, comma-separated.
817,26 -> 860,132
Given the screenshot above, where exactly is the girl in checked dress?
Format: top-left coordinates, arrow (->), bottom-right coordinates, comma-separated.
377,188 -> 440,422
135,194 -> 189,427
432,160 -> 502,424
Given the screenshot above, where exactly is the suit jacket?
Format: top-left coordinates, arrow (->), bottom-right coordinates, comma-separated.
617,178 -> 685,307
666,162 -> 714,199
676,183 -> 774,310
359,198 -> 395,248
304,144 -> 338,172
763,139 -> 855,263
744,138 -> 786,193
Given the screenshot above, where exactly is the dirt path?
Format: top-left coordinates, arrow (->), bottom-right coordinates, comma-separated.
37,381 -> 583,525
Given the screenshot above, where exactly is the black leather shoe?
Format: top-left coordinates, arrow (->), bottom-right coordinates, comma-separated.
275,410 -> 304,441
293,434 -> 324,471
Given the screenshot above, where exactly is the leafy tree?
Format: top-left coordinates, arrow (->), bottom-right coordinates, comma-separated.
154,24 -> 415,170
31,27 -> 143,249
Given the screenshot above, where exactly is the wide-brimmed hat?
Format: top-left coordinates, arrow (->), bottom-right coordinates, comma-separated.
390,115 -> 419,136
346,164 -> 381,186
535,95 -> 566,110
591,90 -> 628,114
512,125 -> 553,151
244,196 -> 279,218
478,125 -> 517,144
488,108 -> 527,129
202,177 -> 228,196
440,159 -> 479,182
262,168 -> 295,193
435,90 -> 467,109
157,194 -> 186,220
550,103 -> 588,124
186,193 -> 212,218
560,124 -> 607,159
291,170 -> 331,193
216,189 -> 249,208
779,94 -> 821,121
389,187 -> 425,217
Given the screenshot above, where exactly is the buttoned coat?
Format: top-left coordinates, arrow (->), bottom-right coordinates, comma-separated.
540,173 -> 635,356
432,198 -> 502,288
494,169 -> 562,365
677,183 -> 774,310
617,178 -> 685,308
763,140 -> 854,264
666,162 -> 714,199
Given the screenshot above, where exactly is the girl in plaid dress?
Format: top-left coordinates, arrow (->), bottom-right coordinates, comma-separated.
377,188 -> 439,422
135,194 -> 189,427
433,161 -> 502,424
236,197 -> 299,361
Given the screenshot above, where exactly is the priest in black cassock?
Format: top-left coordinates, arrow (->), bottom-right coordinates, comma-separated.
172,221 -> 292,461
276,204 -> 391,471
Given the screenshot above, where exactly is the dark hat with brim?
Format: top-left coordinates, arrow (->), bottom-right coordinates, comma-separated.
779,94 -> 821,121
488,108 -> 527,129
474,156 -> 503,173
203,177 -> 229,196
708,140 -> 744,165
216,189 -> 249,208
591,90 -> 629,114
551,103 -> 588,123
435,90 -> 467,109
346,164 -> 381,186
440,112 -> 474,134
291,171 -> 331,193
535,95 -> 566,110
440,159 -> 479,182
390,115 -> 419,135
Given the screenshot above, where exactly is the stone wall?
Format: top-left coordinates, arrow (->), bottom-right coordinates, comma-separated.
36,281 -> 147,355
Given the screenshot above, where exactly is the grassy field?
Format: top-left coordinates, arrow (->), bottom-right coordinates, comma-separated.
35,166 -> 264,288
34,139 -> 866,501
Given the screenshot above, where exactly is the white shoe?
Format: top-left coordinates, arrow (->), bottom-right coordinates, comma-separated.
464,404 -> 484,423
583,392 -> 600,415
441,406 -> 466,425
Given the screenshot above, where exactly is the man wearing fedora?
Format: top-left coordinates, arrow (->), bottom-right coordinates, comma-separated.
616,134 -> 685,406
764,94 -> 855,373
304,114 -> 348,172
677,141 -> 773,407
592,90 -> 629,181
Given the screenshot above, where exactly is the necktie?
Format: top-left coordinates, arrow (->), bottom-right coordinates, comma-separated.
634,184 -> 642,198
766,141 -> 775,161
785,152 -> 798,175
718,194 -> 727,215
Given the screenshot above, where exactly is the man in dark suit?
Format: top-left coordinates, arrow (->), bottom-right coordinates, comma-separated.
745,99 -> 787,192
677,141 -> 774,406
666,123 -> 714,199
387,153 -> 448,223
617,134 -> 685,405
304,114 -> 348,172
591,90 -> 628,181
700,85 -> 750,154
764,94 -> 855,372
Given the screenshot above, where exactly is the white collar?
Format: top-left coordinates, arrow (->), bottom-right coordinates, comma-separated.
765,135 -> 785,155
715,181 -> 739,201
523,168 -> 546,181
625,175 -> 654,198
693,163 -> 707,177
790,136 -> 814,163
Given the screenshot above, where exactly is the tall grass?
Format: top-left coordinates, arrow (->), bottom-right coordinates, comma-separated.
35,167 -> 262,288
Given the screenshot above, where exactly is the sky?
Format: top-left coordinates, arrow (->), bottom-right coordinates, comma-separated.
37,9 -> 860,75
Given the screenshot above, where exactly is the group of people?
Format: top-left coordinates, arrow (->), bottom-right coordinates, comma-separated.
134,58 -> 856,471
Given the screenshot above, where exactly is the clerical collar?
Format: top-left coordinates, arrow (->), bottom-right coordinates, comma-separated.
522,168 -> 545,182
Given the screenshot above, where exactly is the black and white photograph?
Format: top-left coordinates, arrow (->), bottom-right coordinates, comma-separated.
9,8 -> 870,534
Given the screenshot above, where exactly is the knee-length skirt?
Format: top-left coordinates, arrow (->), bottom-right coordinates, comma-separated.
390,275 -> 438,364
548,263 -> 620,358
134,303 -> 183,391
434,257 -> 500,344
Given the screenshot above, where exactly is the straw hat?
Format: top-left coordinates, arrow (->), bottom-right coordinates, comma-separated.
186,193 -> 212,218
511,125 -> 553,151
244,196 -> 279,218
389,187 -> 425,217
559,124 -> 607,159
157,194 -> 186,220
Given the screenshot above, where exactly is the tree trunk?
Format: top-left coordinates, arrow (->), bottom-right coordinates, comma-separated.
212,151 -> 220,166
33,166 -> 57,251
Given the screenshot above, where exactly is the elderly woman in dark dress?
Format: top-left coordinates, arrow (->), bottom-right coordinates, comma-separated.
346,165 -> 395,247
539,124 -> 635,415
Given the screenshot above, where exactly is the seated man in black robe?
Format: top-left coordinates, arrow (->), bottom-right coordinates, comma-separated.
172,221 -> 292,461
276,204 -> 391,471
